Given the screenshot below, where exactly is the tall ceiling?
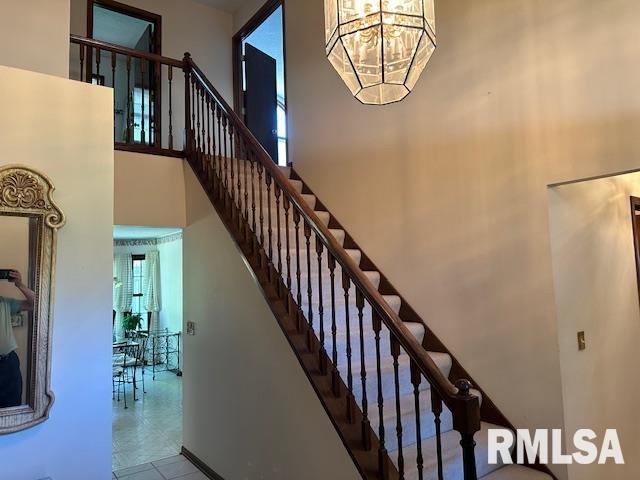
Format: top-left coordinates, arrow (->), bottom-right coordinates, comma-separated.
191,0 -> 250,13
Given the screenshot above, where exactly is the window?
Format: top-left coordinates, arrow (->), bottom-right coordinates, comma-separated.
131,254 -> 148,330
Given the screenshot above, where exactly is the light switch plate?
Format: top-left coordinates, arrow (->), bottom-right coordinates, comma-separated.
186,321 -> 196,336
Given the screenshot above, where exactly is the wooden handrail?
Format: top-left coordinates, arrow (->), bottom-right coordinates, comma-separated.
186,55 -> 465,405
70,34 -> 184,68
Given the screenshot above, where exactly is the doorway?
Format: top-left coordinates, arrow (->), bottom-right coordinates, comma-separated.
112,226 -> 184,474
233,0 -> 288,166
87,0 -> 162,147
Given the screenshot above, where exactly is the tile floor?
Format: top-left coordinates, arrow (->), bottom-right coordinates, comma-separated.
113,370 -> 183,471
112,454 -> 207,480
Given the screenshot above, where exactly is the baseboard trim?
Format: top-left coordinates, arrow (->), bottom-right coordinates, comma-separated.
181,446 -> 225,480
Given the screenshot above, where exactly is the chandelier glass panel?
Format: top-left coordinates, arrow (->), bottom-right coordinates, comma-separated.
325,0 -> 436,105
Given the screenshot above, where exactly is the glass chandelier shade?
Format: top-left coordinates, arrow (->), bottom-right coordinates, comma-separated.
325,0 -> 436,105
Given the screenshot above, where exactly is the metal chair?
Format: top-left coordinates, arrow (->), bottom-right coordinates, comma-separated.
112,342 -> 140,408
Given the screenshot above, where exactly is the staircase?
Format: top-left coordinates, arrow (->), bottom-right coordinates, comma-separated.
70,35 -> 556,480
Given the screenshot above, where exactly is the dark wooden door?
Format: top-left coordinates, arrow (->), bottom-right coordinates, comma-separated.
244,43 -> 278,163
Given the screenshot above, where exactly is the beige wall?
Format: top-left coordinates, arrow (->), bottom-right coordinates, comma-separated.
548,171 -> 640,479
0,0 -> 70,78
282,1 -> 640,478
182,166 -> 359,480
70,0 -> 234,150
114,151 -> 186,227
233,0 -> 265,32
0,65 -> 113,480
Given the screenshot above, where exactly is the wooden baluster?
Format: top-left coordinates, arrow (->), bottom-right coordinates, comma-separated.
275,185 -> 282,277
212,103 -> 218,182
410,361 -> 425,480
168,65 -> 174,150
257,162 -> 264,252
191,74 -> 196,154
216,106 -> 223,195
266,173 -> 274,272
229,123 -> 236,208
343,272 -> 355,423
373,310 -> 389,479
236,137 -> 243,221
293,209 -> 303,332
316,238 -> 327,374
200,88 -> 206,173
223,116 -> 229,200
243,140 -> 249,224
391,336 -> 405,478
149,60 -> 154,146
111,52 -> 117,142
456,379 -> 480,480
126,56 -> 132,144
196,84 -> 202,160
305,221 -> 313,347
329,255 -> 340,396
431,387 -> 444,480
140,59 -> 146,145
284,196 -> 292,310
250,152 -> 256,235
234,135 -> 241,216
357,289 -> 371,450
95,47 -> 101,83
79,44 -> 85,82
205,94 -> 212,181
182,60 -> 192,154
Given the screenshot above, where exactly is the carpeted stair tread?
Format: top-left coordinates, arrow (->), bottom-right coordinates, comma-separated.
363,271 -> 381,289
479,465 -> 553,480
302,194 -> 316,209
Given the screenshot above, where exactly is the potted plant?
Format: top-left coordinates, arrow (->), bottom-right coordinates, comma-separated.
122,313 -> 143,338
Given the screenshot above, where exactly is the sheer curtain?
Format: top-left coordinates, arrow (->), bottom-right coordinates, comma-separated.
113,253 -> 133,341
143,251 -> 161,331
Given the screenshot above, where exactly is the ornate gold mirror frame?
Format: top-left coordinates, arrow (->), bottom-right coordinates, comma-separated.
0,165 -> 65,434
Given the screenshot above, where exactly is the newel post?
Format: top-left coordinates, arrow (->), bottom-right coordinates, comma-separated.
452,379 -> 481,480
182,52 -> 194,157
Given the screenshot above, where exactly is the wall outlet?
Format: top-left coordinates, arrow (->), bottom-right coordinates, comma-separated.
577,331 -> 586,351
186,321 -> 196,335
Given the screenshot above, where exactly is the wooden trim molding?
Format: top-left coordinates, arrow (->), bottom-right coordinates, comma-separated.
232,0 -> 286,118
181,447 -> 225,480
630,196 -> 640,305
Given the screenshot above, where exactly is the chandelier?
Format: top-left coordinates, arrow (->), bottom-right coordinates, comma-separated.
325,0 -> 436,105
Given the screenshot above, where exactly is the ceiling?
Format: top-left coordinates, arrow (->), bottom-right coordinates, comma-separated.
191,0 -> 250,13
93,6 -> 153,49
113,226 -> 182,240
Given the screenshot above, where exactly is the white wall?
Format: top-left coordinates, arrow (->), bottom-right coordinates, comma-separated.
0,0 -> 70,78
182,166 -> 359,480
548,171 -> 640,479
0,65 -> 113,480
278,2 -> 640,478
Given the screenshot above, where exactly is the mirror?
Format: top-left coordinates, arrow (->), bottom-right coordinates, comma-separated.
0,216 -> 38,408
0,165 -> 65,434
